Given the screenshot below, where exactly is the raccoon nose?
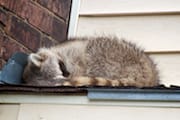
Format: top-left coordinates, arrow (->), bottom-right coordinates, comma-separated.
63,70 -> 70,77
58,61 -> 70,77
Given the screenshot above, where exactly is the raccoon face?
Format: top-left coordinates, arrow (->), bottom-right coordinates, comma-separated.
23,51 -> 70,85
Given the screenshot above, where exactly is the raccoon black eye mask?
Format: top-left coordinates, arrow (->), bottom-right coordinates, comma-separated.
23,36 -> 159,87
58,61 -> 70,77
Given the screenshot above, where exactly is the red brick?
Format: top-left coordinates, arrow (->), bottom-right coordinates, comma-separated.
0,0 -> 27,18
6,16 -> 40,51
41,36 -> 58,48
0,59 -> 6,69
0,0 -> 12,8
0,32 -> 29,61
0,29 -> 5,58
0,0 -> 68,42
36,0 -> 71,22
52,17 -> 67,42
25,3 -> 67,41
0,8 -> 8,26
26,3 -> 53,35
0,0 -> 52,35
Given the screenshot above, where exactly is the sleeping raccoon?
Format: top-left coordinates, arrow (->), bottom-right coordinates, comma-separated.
23,36 -> 159,87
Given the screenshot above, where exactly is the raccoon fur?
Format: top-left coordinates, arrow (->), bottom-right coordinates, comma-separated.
23,36 -> 159,87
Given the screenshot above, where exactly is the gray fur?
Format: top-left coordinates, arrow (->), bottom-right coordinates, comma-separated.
23,36 -> 159,87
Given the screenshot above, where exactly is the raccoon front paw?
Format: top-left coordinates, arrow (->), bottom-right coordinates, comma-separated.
52,75 -> 71,86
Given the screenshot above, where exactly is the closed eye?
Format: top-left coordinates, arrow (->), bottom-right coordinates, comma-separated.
58,61 -> 70,77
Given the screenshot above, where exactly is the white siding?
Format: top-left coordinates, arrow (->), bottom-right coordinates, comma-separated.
150,53 -> 180,86
80,0 -> 180,15
18,104 -> 180,120
0,104 -> 19,120
77,15 -> 180,52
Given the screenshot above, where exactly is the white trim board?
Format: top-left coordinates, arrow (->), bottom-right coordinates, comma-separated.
17,104 -> 180,120
1,94 -> 180,108
68,0 -> 81,38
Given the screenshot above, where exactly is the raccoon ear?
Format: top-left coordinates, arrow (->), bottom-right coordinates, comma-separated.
29,53 -> 44,67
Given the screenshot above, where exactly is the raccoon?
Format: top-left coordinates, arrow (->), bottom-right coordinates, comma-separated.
23,36 -> 159,87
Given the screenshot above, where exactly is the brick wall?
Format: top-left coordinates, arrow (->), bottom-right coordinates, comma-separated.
0,0 -> 72,69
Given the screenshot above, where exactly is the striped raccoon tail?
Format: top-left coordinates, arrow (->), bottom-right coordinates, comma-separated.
58,76 -> 121,87
55,76 -> 159,87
